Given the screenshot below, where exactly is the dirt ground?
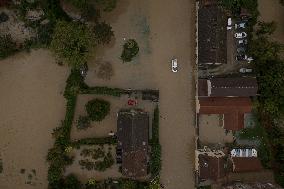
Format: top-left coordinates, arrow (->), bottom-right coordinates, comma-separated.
199,114 -> 234,145
86,0 -> 197,188
71,94 -> 156,140
258,0 -> 284,45
0,50 -> 69,189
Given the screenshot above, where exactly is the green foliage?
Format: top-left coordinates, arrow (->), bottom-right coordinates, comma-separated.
0,159 -> 3,173
93,22 -> 114,44
62,174 -> 82,189
95,0 -> 117,12
120,180 -> 137,189
50,20 -> 94,68
0,34 -> 17,59
41,0 -> 71,22
80,86 -> 126,97
85,99 -> 110,121
121,39 -> 139,62
150,106 -> 161,176
72,136 -> 117,147
256,21 -> 277,36
76,116 -> 91,130
64,69 -> 87,98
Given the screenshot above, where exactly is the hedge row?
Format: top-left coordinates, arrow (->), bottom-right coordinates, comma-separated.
149,106 -> 161,177
72,136 -> 117,147
80,86 -> 127,97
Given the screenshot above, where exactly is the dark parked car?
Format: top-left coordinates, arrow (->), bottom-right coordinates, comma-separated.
237,47 -> 246,53
236,54 -> 248,61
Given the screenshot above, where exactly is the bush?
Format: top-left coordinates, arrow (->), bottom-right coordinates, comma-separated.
95,0 -> 117,12
85,99 -> 110,121
0,34 -> 17,59
93,22 -> 114,44
62,174 -> 82,189
121,39 -> 139,62
76,116 -> 91,130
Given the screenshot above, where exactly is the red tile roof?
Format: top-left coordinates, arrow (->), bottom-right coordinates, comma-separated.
231,157 -> 263,172
199,97 -> 252,131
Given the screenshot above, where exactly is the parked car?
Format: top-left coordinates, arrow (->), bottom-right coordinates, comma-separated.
231,148 -> 257,157
235,22 -> 246,29
236,54 -> 248,61
171,58 -> 178,72
227,17 -> 232,30
238,39 -> 248,46
239,68 -> 253,73
237,47 -> 246,53
234,32 -> 247,38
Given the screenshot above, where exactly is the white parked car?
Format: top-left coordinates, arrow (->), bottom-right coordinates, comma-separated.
227,17 -> 232,30
235,32 -> 247,39
171,58 -> 178,73
239,68 -> 253,73
231,148 -> 257,157
235,22 -> 246,29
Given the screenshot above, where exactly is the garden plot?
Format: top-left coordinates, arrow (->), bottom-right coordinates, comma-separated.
70,94 -> 156,140
65,144 -> 121,182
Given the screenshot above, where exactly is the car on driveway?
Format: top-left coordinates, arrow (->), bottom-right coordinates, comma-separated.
239,68 -> 253,73
235,32 -> 247,39
171,58 -> 178,72
227,17 -> 232,30
236,54 -> 248,61
237,47 -> 246,53
235,22 -> 246,29
238,39 -> 248,46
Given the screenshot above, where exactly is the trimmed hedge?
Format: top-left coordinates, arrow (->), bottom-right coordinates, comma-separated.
150,106 -> 161,176
72,136 -> 117,147
80,86 -> 127,97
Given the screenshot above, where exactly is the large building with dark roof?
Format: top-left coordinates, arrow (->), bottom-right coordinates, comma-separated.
117,109 -> 149,178
198,77 -> 258,97
198,0 -> 227,66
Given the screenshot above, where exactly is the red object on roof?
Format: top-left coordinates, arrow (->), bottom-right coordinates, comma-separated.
231,157 -> 263,172
199,97 -> 252,131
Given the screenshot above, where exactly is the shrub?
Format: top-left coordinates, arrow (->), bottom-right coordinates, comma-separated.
64,69 -> 87,98
85,99 -> 110,121
76,116 -> 91,130
72,136 -> 117,147
121,39 -> 139,62
50,20 -> 95,68
63,174 -> 82,189
0,34 -> 17,59
93,22 -> 114,44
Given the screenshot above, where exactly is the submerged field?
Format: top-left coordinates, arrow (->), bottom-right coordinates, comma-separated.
0,50 -> 69,189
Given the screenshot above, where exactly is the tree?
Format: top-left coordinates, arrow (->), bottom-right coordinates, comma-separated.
95,0 -> 117,12
50,21 -> 94,68
121,39 -> 139,62
256,21 -> 277,36
0,34 -> 17,59
85,99 -> 110,121
93,22 -> 114,44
